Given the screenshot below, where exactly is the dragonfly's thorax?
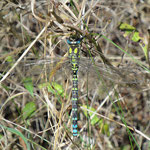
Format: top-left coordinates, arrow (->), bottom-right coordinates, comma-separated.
67,38 -> 81,63
68,47 -> 80,60
68,45 -> 80,75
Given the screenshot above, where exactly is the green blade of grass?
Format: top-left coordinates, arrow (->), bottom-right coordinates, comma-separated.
0,124 -> 30,150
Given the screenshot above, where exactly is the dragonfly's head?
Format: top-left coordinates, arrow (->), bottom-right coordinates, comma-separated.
67,36 -> 84,45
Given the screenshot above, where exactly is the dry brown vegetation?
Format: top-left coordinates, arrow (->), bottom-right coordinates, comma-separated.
0,0 -> 150,150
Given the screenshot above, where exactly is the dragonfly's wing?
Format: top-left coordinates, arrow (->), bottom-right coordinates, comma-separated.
78,59 -> 150,90
1,57 -> 149,89
0,57 -> 71,85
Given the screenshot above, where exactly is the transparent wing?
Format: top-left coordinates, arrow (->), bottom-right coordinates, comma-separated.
1,56 -> 149,88
79,59 -> 149,84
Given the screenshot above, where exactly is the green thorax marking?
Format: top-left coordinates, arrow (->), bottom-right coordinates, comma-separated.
69,47 -> 80,60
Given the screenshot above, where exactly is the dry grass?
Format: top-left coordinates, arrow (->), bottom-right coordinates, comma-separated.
0,0 -> 150,150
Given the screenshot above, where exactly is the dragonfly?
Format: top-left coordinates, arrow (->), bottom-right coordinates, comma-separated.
0,37 -> 149,137
66,36 -> 83,136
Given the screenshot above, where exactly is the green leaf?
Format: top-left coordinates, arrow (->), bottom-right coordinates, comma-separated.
119,23 -> 136,30
98,120 -> 110,136
38,82 -> 53,92
5,56 -> 14,63
23,78 -> 34,97
122,145 -> 131,150
51,82 -> 65,97
131,31 -> 140,42
103,123 -> 110,136
22,101 -> 36,120
82,105 -> 110,136
0,134 -> 3,139
38,82 -> 68,98
82,105 -> 99,125
119,22 -> 148,60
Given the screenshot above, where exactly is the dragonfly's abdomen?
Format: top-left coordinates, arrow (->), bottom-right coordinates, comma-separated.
72,75 -> 78,136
